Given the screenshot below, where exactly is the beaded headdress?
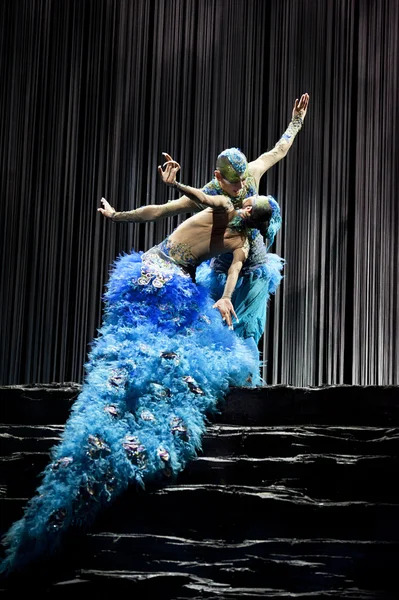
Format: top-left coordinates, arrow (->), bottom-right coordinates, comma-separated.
216,147 -> 248,183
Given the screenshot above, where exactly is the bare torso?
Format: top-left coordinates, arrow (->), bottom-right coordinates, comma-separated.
168,205 -> 247,265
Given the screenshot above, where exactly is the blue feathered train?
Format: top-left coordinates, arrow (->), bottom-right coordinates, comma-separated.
0,247 -> 263,575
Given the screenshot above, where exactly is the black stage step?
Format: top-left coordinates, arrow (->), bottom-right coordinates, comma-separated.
0,383 -> 398,598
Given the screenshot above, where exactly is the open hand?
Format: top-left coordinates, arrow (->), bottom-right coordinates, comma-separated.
213,297 -> 238,329
157,152 -> 181,186
292,93 -> 309,121
97,197 -> 115,219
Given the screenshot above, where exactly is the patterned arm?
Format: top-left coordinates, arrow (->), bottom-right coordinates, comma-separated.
248,93 -> 309,181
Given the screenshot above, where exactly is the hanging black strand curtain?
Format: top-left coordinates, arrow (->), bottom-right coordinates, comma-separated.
0,0 -> 398,386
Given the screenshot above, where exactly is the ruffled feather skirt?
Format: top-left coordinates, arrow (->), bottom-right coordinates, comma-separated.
0,248 -> 261,574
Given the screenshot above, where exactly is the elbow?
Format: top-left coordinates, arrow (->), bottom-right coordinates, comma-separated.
152,206 -> 164,220
278,144 -> 290,159
150,205 -> 172,221
228,263 -> 243,277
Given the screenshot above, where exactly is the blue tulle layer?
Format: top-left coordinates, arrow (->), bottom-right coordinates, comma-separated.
0,249 -> 261,574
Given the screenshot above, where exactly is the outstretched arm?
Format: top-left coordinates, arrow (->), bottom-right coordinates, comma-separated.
97,153 -> 203,223
98,196 -> 200,222
249,93 -> 309,183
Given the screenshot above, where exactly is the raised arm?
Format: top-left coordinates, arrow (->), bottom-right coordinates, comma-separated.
160,159 -> 232,210
249,93 -> 309,183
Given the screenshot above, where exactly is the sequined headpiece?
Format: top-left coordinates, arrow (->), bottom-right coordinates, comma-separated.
248,195 -> 273,234
251,195 -> 271,212
216,147 -> 248,183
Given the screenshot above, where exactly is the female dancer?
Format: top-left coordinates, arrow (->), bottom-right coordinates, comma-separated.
1,162 -> 274,575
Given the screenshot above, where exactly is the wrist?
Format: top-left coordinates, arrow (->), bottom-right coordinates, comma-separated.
292,114 -> 303,127
173,181 -> 188,193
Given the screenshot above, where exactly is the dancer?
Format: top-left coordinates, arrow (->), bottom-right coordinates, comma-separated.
0,163 -> 272,576
99,93 -> 309,354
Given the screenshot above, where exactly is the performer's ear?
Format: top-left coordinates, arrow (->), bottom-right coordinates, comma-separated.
214,170 -> 222,182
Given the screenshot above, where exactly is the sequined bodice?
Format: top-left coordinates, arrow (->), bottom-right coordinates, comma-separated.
159,238 -> 199,267
210,233 -> 268,274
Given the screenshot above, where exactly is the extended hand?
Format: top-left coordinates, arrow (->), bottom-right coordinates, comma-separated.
213,297 -> 238,329
292,93 -> 309,121
158,152 -> 181,186
97,197 -> 115,219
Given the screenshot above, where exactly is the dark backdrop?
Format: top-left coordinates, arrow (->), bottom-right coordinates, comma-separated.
1,0 -> 398,386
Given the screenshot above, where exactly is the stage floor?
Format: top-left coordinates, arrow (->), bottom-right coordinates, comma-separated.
0,383 -> 398,598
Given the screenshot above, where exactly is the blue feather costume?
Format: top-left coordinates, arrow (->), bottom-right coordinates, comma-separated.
0,245 -> 262,575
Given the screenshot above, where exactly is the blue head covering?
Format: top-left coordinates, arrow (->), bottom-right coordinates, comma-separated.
216,147 -> 248,183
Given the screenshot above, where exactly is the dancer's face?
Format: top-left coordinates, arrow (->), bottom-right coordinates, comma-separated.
241,196 -> 270,229
240,198 -> 255,224
215,171 -> 246,197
